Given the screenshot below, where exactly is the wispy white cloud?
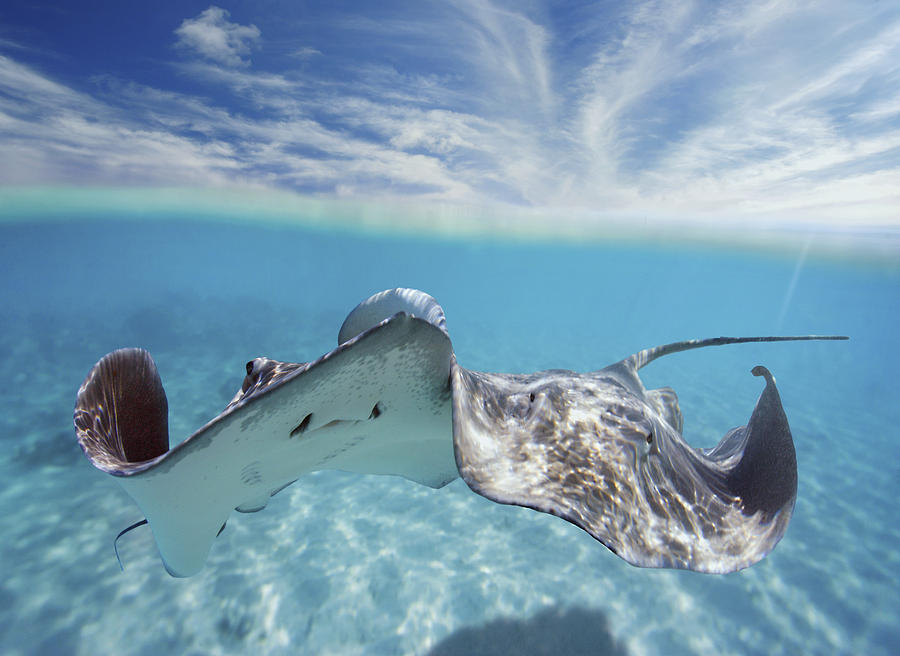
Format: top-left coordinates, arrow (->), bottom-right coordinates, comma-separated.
851,93 -> 900,123
1,1 -> 898,228
0,37 -> 32,52
774,20 -> 900,111
290,47 -> 322,59
449,0 -> 554,116
0,55 -> 240,186
542,0 -> 900,223
174,6 -> 260,67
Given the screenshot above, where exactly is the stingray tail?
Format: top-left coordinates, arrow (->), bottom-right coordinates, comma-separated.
627,335 -> 849,371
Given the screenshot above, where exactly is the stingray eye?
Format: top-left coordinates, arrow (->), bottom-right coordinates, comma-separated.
529,393 -> 535,403
646,431 -> 653,444
246,360 -> 254,375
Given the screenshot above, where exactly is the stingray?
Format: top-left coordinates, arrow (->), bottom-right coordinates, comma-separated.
74,288 -> 847,577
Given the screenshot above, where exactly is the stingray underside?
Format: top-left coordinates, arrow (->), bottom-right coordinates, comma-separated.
75,312 -> 456,576
450,358 -> 797,574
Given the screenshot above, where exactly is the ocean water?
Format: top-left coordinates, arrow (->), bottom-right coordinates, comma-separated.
0,215 -> 897,655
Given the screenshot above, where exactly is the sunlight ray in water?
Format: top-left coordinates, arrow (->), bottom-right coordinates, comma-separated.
777,234 -> 812,332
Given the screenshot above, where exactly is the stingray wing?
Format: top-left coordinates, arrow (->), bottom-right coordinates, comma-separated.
450,361 -> 797,573
75,313 -> 455,577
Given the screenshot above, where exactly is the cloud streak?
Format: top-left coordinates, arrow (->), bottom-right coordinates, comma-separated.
0,1 -> 898,228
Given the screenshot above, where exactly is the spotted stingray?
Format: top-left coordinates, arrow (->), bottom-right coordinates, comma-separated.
74,288 -> 846,577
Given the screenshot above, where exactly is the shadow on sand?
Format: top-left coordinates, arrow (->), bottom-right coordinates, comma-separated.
427,606 -> 628,656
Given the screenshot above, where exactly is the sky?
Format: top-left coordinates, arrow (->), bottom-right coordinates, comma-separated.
1,0 -> 899,230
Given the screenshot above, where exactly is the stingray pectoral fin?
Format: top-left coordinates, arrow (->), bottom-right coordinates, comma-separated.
450,362 -> 798,573
120,475 -> 232,576
76,312 -> 457,576
74,349 -> 242,576
74,348 -> 170,473
717,366 -> 797,518
646,386 -> 683,433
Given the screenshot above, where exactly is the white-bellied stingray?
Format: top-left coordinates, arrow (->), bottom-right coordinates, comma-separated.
74,288 -> 847,577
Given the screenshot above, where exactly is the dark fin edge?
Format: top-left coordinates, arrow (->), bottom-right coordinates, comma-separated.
724,366 -> 798,518
114,518 -> 148,572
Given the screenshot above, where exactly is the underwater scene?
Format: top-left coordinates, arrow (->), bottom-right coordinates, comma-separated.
0,213 -> 897,655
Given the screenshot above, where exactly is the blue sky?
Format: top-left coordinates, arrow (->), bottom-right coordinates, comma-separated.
1,1 -> 899,229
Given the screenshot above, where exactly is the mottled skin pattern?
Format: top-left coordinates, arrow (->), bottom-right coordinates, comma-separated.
226,357 -> 308,411
451,360 -> 795,573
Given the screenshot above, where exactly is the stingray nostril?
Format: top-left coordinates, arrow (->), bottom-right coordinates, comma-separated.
369,403 -> 383,419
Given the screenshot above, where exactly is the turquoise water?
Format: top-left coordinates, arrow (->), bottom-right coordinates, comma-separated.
0,217 -> 897,655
